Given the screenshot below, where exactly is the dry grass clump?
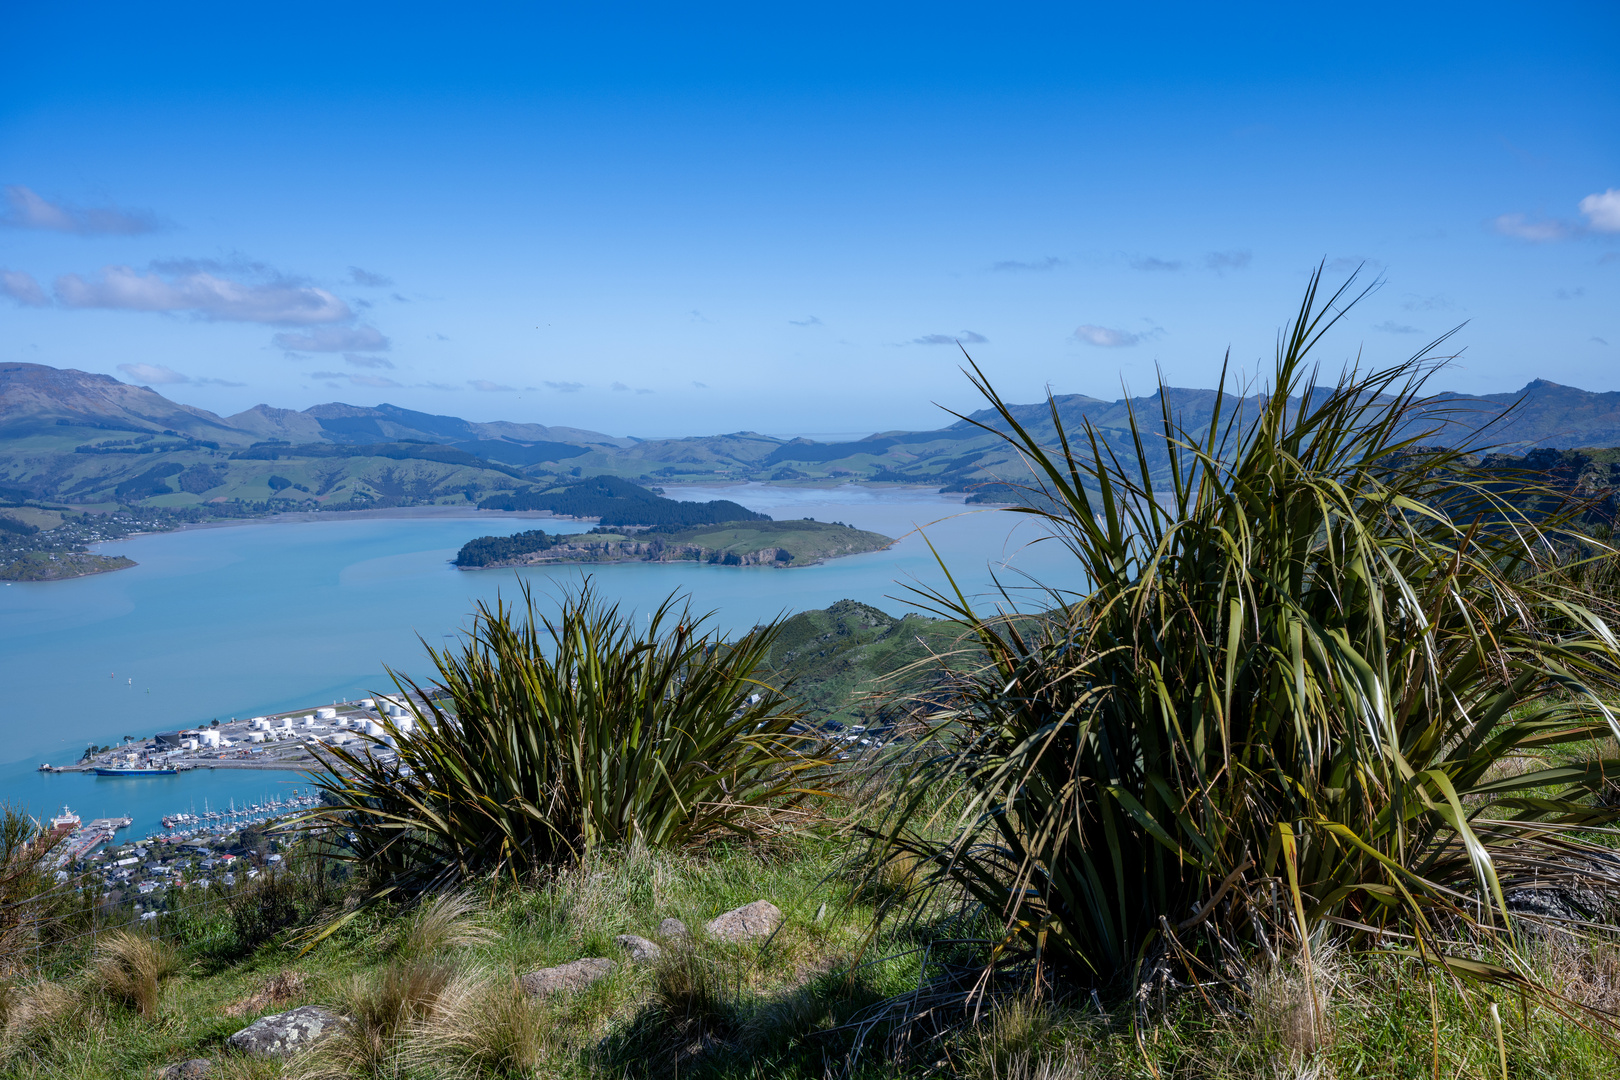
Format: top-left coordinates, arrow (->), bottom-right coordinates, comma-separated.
299,959 -> 457,1078
1248,944 -> 1344,1063
395,891 -> 497,960
225,969 -> 310,1017
405,971 -> 554,1077
0,980 -> 81,1062
1536,932 -> 1620,1013
91,929 -> 181,1018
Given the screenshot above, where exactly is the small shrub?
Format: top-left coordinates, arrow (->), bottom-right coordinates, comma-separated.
229,869 -> 321,949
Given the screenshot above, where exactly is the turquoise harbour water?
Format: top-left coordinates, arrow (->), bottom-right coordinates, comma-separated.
0,484 -> 1080,840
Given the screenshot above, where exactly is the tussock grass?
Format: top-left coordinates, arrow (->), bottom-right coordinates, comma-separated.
91,929 -> 180,1018
395,891 -> 496,961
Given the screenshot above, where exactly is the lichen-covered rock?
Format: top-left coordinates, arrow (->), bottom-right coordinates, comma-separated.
705,901 -> 782,943
657,917 -> 690,941
155,1060 -> 211,1079
616,934 -> 662,963
519,958 -> 613,997
227,1005 -> 346,1056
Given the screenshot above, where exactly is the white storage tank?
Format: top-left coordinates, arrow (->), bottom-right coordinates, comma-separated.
316,707 -> 337,720
249,732 -> 265,743
199,730 -> 221,748
394,716 -> 415,734
278,717 -> 293,729
249,717 -> 267,730
181,738 -> 198,750
365,720 -> 386,737
358,698 -> 374,708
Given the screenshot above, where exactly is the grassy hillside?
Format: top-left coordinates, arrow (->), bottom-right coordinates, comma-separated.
762,599 -> 971,725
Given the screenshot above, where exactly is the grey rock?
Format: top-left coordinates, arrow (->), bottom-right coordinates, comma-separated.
156,1060 -> 211,1080
615,933 -> 662,963
704,900 -> 783,943
656,917 -> 690,941
227,1005 -> 347,1057
519,957 -> 613,997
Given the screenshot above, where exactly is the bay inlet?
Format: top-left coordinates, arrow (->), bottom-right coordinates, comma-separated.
0,484 -> 1079,840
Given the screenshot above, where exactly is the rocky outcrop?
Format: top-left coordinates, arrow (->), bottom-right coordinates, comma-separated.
519,958 -> 614,997
155,1060 -> 211,1079
705,901 -> 783,943
227,1005 -> 347,1056
615,934 -> 662,963
657,917 -> 690,941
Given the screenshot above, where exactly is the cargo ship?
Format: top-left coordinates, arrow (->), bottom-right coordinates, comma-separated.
94,765 -> 179,776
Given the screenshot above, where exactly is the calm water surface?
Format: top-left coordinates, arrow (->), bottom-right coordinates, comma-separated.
0,484 -> 1080,836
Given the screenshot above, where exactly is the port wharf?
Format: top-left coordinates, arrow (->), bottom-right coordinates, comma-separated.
37,692 -> 433,777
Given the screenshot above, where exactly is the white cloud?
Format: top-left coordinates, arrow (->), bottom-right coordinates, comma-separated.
991,256 -> 1065,272
117,363 -> 189,385
469,379 -> 518,392
272,326 -> 390,352
0,185 -> 164,236
1074,324 -> 1141,347
311,371 -> 401,388
1491,213 -> 1572,242
57,265 -> 352,325
543,380 -> 583,393
788,315 -> 823,326
1372,320 -> 1420,334
911,331 -> 988,346
1130,257 -> 1182,272
1579,189 -> 1620,233
611,381 -> 630,391
1205,250 -> 1252,273
347,266 -> 394,287
116,362 -> 244,387
343,353 -> 394,368
0,269 -> 48,307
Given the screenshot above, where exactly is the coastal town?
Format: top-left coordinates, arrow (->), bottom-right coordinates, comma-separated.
40,692 -> 433,776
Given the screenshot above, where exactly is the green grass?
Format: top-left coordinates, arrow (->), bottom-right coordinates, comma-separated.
4,839 -> 1618,1079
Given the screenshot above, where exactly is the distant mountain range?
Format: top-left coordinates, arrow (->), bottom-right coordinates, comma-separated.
4,361 -> 1620,510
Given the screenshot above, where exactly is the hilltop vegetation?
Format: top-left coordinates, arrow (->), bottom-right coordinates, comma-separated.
476,474 -> 765,526
454,518 -> 892,569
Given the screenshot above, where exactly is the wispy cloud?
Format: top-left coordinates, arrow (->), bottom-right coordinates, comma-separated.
272,326 -> 390,352
789,315 -> 823,326
57,264 -> 352,325
1074,324 -> 1142,347
911,331 -> 988,346
611,381 -> 631,391
0,185 -> 165,236
990,256 -> 1064,272
1204,250 -> 1252,273
1401,293 -> 1454,312
543,380 -> 582,393
1591,337 -> 1610,347
469,379 -> 517,392
636,387 -> 655,395
1580,189 -> 1620,233
1557,287 -> 1585,300
1491,213 -> 1573,243
689,309 -> 709,323
692,381 -> 709,389
1130,257 -> 1182,272
1372,320 -> 1420,334
348,266 -> 393,287
311,371 -> 401,388
0,269 -> 48,307
117,362 -> 244,387
343,353 -> 394,369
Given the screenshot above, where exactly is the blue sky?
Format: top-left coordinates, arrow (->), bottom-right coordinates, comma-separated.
1,2 -> 1615,436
